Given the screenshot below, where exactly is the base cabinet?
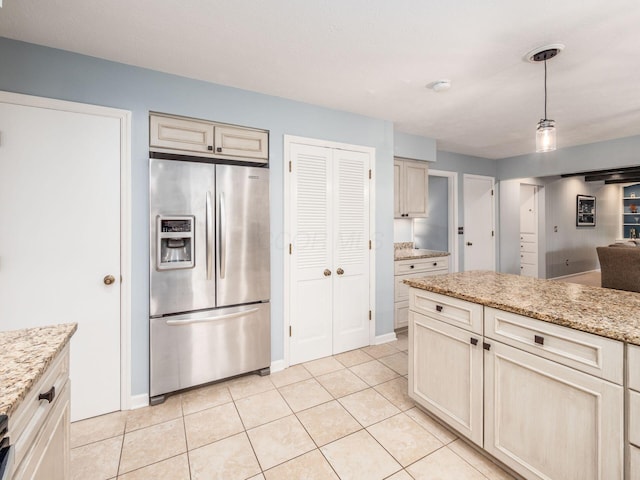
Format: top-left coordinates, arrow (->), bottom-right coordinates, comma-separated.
408,311 -> 483,445
408,288 -> 625,480
484,341 -> 623,480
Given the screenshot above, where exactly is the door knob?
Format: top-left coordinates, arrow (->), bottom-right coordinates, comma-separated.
466,242 -> 473,246
336,268 -> 344,275
323,269 -> 331,276
103,274 -> 116,285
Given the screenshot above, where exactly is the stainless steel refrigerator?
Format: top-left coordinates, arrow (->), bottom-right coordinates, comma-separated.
149,157 -> 270,404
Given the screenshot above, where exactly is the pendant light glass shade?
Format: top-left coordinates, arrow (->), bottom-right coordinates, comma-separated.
536,118 -> 556,152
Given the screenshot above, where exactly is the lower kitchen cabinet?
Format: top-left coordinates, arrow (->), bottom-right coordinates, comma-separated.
408,309 -> 482,446
408,287 -> 625,480
10,344 -> 71,480
484,340 -> 623,480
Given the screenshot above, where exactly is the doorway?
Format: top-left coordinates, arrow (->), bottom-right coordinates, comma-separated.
0,92 -> 131,421
463,174 -> 495,271
284,136 -> 376,366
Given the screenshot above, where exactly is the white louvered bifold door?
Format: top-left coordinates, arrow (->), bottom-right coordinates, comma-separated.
289,143 -> 371,365
332,149 -> 370,354
290,143 -> 334,364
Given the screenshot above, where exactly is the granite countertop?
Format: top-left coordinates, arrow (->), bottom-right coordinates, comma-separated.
0,323 -> 77,418
404,271 -> 640,346
395,249 -> 450,261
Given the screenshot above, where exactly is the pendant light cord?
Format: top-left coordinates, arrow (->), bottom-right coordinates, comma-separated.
544,59 -> 548,120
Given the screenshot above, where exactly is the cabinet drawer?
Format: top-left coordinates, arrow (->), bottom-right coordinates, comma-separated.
520,242 -> 537,254
630,390 -> 640,447
485,307 -> 623,384
394,257 -> 448,275
409,289 -> 482,334
10,344 -> 70,470
519,251 -> 537,264
395,269 -> 448,302
520,233 -> 536,243
629,344 -> 640,391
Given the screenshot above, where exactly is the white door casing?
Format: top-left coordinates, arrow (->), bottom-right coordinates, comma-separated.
285,136 -> 374,366
0,92 -> 131,420
463,174 -> 495,271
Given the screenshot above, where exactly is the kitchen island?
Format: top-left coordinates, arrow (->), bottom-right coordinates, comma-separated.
405,271 -> 639,480
0,323 -> 76,480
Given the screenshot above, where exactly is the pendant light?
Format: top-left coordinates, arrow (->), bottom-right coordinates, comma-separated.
526,45 -> 563,153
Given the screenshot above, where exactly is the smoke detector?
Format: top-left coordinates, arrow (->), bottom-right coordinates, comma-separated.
427,80 -> 451,92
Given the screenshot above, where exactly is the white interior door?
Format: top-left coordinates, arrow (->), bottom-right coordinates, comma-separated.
332,149 -> 370,354
288,142 -> 371,364
463,174 -> 495,271
289,144 -> 333,364
0,100 -> 122,421
520,184 -> 539,277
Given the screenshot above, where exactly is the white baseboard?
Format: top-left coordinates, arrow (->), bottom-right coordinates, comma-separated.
129,393 -> 150,410
551,269 -> 601,280
270,359 -> 286,373
374,332 -> 397,345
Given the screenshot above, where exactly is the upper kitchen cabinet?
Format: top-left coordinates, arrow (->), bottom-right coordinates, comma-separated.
150,112 -> 269,164
394,158 -> 429,218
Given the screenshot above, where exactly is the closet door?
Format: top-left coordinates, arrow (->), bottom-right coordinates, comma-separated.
289,143 -> 334,364
288,142 -> 371,364
332,148 -> 370,354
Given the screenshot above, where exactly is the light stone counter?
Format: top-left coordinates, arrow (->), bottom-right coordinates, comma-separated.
0,323 -> 77,417
404,271 -> 640,345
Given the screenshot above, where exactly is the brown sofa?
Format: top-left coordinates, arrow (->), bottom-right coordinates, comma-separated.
596,244 -> 640,293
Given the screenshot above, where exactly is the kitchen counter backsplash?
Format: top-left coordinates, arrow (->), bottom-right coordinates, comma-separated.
0,323 -> 77,418
404,271 -> 640,345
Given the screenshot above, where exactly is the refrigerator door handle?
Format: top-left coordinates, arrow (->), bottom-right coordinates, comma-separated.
165,307 -> 259,326
219,192 -> 226,279
206,191 -> 213,280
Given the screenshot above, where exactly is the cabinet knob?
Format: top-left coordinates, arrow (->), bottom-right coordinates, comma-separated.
435,305 -> 443,312
409,265 -> 415,269
534,335 -> 544,345
39,386 -> 56,403
216,147 -> 222,153
103,274 -> 116,285
433,262 -> 438,266
470,337 -> 478,346
336,268 -> 344,275
466,242 -> 473,246
207,145 -> 213,151
323,269 -> 331,276
483,342 -> 491,351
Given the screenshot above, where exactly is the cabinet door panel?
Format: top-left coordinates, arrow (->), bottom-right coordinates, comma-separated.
403,161 -> 429,217
394,160 -> 402,218
214,125 -> 268,160
485,341 -> 623,480
150,114 -> 214,154
408,312 -> 483,445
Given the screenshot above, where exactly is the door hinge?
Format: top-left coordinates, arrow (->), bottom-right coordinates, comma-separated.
369,240 -> 372,250
491,230 -> 494,237
289,161 -> 292,172
369,169 -> 372,179
289,326 -> 292,337
289,243 -> 292,255
369,310 -> 372,321
491,189 -> 494,196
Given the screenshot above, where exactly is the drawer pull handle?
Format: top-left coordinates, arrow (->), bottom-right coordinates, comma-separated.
435,305 -> 443,312
534,335 -> 545,346
39,386 -> 56,403
470,337 -> 478,346
483,342 -> 491,351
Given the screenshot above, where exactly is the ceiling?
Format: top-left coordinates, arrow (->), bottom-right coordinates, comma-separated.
1,0 -> 640,159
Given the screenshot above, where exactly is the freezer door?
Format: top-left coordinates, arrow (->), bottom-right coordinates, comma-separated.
150,158 -> 216,316
150,303 -> 271,397
216,164 -> 270,306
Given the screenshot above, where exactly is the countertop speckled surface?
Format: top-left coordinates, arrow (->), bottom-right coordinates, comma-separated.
0,323 -> 77,418
404,271 -> 640,345
395,249 -> 450,261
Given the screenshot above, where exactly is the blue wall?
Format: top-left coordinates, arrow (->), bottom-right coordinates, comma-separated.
0,37 -> 397,396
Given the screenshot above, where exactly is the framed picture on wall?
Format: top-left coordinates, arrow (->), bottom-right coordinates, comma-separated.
576,194 -> 596,227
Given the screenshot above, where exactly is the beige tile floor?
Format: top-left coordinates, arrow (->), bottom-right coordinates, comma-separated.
70,332 -> 515,480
